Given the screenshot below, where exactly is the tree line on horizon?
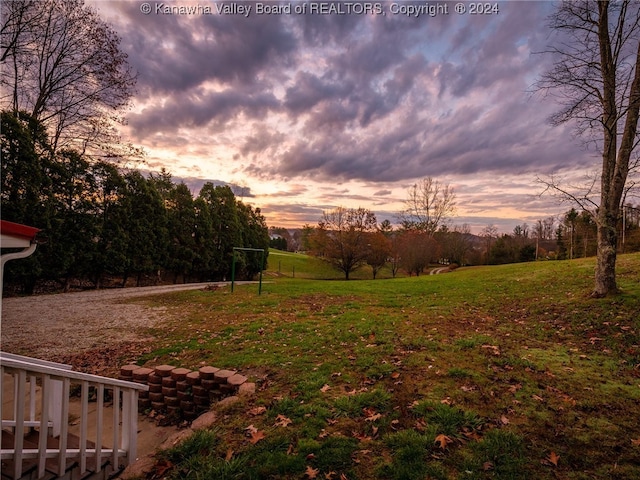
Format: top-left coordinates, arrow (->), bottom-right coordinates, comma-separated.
1,111 -> 270,294
269,178 -> 640,280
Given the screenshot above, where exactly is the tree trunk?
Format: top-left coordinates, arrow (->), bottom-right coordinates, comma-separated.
593,214 -> 619,297
592,1 -> 640,296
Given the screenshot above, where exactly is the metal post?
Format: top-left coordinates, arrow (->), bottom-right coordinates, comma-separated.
231,247 -> 265,294
259,249 -> 265,295
231,248 -> 236,292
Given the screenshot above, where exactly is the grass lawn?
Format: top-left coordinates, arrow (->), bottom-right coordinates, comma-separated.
135,253 -> 640,479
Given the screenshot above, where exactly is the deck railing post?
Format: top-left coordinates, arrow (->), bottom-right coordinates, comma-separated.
112,386 -> 121,469
28,375 -> 37,426
125,389 -> 139,464
37,375 -> 51,478
95,383 -> 105,473
57,377 -> 70,476
13,370 -> 26,480
49,377 -> 64,437
79,380 -> 89,474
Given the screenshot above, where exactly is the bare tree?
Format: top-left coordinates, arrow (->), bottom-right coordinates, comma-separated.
364,230 -> 392,279
397,231 -> 440,276
398,177 -> 456,236
313,207 -> 378,280
537,0 -> 640,296
1,0 -> 136,157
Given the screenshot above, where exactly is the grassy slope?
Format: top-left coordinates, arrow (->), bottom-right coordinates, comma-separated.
137,253 -> 640,479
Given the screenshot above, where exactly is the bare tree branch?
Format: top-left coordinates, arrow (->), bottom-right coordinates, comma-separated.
0,0 -> 137,159
397,177 -> 456,236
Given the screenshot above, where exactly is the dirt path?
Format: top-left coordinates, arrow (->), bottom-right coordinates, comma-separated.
1,282 -> 219,374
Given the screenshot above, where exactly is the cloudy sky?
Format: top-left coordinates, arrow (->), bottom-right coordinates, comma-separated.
91,0 -> 597,232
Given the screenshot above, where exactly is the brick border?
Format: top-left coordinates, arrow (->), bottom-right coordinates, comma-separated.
120,364 -> 255,420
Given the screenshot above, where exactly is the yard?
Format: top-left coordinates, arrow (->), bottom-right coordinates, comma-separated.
3,253 -> 639,479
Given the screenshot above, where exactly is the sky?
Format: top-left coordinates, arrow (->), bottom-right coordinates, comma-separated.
89,0 -> 599,233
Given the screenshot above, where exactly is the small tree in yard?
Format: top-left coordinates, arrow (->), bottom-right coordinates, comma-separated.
313,207 -> 378,280
538,0 -> 640,296
365,231 -> 392,279
398,231 -> 441,276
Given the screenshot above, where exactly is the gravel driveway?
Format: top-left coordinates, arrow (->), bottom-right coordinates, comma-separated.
1,283 -> 218,374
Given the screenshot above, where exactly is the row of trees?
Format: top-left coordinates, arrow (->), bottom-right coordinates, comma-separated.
1,111 -> 269,293
299,179 -> 461,279
297,181 -> 640,278
302,207 -> 442,279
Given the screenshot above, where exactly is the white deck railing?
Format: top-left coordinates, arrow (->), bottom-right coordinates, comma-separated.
0,352 -> 148,480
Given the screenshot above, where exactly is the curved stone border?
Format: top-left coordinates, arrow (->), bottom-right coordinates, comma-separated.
119,364 -> 255,420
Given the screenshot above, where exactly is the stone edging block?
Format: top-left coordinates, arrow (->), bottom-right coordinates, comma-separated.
122,363 -> 253,421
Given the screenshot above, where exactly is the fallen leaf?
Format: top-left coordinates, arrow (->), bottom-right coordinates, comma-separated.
249,430 -> 266,444
320,384 -> 331,392
244,424 -> 258,435
305,465 -> 320,479
287,444 -> 295,455
547,451 -> 560,466
415,419 -> 427,431
482,461 -> 494,471
434,434 -> 453,449
481,344 -> 501,355
632,438 -> 640,446
362,407 -> 377,417
500,415 -> 510,425
225,449 -> 234,461
462,429 -> 481,441
275,414 -> 293,427
365,413 -> 382,422
248,406 -> 267,416
153,459 -> 173,477
508,383 -> 522,393
391,372 -> 400,379
352,431 -> 372,441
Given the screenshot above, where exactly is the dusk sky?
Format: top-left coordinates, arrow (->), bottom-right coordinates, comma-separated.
90,0 -> 598,232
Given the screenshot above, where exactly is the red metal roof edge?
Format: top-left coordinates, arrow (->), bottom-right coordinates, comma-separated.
0,220 -> 41,241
